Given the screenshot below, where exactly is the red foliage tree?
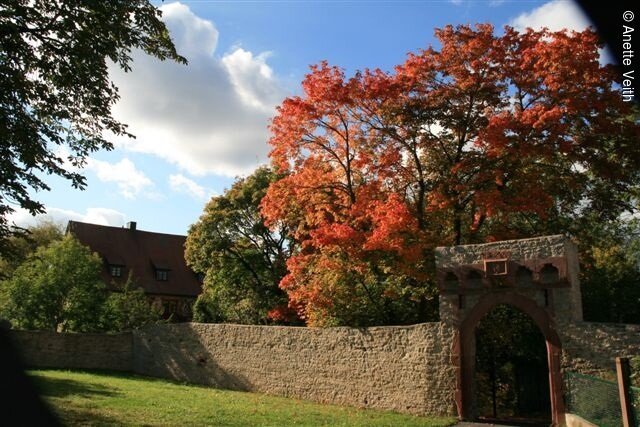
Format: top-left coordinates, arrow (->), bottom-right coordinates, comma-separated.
261,24 -> 640,326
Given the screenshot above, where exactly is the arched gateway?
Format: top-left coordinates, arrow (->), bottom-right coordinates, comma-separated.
435,235 -> 583,425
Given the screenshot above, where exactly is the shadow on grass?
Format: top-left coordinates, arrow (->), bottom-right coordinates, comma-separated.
53,406 -> 122,427
31,375 -> 121,399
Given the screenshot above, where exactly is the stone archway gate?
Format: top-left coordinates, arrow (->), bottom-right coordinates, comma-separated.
435,235 -> 584,425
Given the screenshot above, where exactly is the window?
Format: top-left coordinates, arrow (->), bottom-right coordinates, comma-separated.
156,269 -> 168,281
110,265 -> 123,277
164,300 -> 178,314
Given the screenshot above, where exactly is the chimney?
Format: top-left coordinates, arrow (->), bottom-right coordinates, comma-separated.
126,221 -> 137,231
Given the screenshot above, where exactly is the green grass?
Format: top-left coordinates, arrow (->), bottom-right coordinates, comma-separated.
28,370 -> 457,426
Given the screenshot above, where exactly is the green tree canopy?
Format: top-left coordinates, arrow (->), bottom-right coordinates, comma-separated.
185,167 -> 298,324
579,218 -> 640,324
101,272 -> 161,332
0,0 -> 186,255
0,219 -> 64,278
0,234 -> 106,332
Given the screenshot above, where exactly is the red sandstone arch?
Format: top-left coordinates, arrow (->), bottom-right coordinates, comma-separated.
455,293 -> 565,425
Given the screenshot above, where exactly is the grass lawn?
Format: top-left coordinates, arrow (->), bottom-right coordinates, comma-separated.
28,370 -> 457,426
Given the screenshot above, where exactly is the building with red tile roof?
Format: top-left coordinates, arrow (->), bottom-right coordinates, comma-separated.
66,220 -> 202,321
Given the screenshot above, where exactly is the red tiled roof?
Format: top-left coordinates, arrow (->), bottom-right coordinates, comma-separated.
67,221 -> 202,298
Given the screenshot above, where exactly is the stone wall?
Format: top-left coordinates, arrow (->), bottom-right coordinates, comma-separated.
133,322 -> 458,416
560,322 -> 640,377
10,330 -> 132,371
7,234 -> 640,420
8,318 -> 640,418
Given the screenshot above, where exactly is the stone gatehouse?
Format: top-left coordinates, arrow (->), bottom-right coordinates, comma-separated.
11,235 -> 640,425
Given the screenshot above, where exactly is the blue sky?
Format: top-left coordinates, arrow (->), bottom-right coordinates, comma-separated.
11,0 -> 594,235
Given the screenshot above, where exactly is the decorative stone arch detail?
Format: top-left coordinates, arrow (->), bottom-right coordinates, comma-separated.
515,265 -> 534,287
464,269 -> 484,289
436,257 -> 571,292
435,235 -> 583,426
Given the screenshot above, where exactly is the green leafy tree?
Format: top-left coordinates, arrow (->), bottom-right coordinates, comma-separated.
0,220 -> 64,278
0,0 -> 186,255
100,272 -> 161,332
580,220 -> 640,324
0,234 -> 106,332
185,167 -> 298,325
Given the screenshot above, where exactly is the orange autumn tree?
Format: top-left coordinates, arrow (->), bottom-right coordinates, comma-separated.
261,24 -> 640,327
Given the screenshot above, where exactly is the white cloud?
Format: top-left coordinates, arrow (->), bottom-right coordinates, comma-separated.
222,49 -> 281,112
168,174 -> 213,200
8,207 -> 126,229
509,0 -> 614,63
510,0 -> 591,32
86,158 -> 153,199
109,2 -> 287,177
